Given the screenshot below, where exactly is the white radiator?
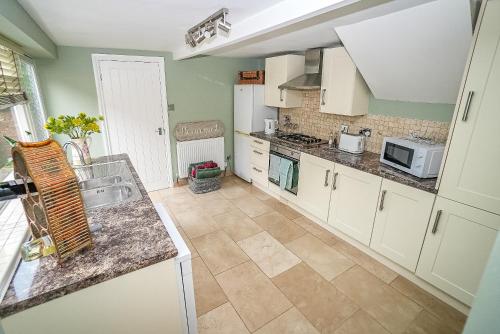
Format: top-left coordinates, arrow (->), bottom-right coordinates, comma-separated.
176,137 -> 225,178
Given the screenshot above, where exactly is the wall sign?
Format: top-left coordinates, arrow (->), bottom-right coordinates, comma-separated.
174,120 -> 225,141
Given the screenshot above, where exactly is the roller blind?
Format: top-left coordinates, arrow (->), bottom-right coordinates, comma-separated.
0,44 -> 27,109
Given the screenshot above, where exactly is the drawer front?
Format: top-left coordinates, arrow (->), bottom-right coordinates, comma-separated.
251,164 -> 268,185
250,138 -> 270,151
250,148 -> 269,168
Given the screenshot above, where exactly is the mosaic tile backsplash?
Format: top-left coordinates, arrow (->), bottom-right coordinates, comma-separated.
279,91 -> 451,154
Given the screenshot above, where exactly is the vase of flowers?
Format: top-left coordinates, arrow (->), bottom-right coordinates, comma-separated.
45,113 -> 104,165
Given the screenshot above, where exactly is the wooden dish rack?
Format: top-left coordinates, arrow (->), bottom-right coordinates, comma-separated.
12,139 -> 92,262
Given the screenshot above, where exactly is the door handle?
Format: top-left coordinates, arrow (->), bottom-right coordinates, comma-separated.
379,190 -> 387,211
252,167 -> 262,173
321,89 -> 326,106
462,91 -> 474,121
324,170 -> 330,187
332,172 -> 338,190
253,150 -> 263,155
279,89 -> 284,102
156,127 -> 164,135
431,210 -> 442,234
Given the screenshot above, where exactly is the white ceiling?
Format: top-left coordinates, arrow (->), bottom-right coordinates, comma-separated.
17,0 -> 286,52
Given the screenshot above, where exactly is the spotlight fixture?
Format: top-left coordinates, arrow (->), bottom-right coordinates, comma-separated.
185,8 -> 231,48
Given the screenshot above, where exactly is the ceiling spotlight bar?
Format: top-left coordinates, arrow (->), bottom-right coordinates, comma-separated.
185,8 -> 231,48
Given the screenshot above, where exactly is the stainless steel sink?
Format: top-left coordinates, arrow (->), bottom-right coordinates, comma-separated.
79,175 -> 122,190
80,184 -> 134,209
73,160 -> 143,210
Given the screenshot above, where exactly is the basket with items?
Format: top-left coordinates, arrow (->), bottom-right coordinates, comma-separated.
187,160 -> 223,194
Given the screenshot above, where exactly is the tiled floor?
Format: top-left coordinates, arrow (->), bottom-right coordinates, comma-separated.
149,176 -> 467,334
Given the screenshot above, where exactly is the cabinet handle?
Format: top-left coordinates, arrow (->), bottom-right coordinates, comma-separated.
324,170 -> 330,187
379,190 -> 387,211
253,150 -> 263,155
462,91 -> 474,121
432,210 -> 442,234
253,140 -> 263,145
252,167 -> 262,173
332,172 -> 338,190
321,89 -> 326,106
279,89 -> 284,102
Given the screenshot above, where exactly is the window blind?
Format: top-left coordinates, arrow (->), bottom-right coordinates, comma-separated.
0,44 -> 27,109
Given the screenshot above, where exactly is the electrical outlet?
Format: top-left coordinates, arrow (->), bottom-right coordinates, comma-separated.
340,124 -> 349,133
360,128 -> 372,137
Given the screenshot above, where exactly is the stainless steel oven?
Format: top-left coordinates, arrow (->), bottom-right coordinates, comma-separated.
268,144 -> 300,195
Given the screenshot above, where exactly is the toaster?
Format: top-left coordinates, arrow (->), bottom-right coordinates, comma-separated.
338,133 -> 365,154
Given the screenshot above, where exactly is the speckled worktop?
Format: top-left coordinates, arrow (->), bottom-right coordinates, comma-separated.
251,132 -> 438,193
0,154 -> 177,318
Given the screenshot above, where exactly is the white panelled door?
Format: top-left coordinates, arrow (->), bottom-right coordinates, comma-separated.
93,55 -> 172,191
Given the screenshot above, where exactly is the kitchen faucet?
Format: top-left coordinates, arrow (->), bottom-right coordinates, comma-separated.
62,141 -> 87,166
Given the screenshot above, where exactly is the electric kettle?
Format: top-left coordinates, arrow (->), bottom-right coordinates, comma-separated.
264,119 -> 278,134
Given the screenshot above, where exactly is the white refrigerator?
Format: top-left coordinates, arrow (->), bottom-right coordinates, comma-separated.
234,85 -> 277,182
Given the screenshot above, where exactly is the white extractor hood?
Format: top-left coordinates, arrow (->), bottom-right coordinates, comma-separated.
335,0 -> 473,104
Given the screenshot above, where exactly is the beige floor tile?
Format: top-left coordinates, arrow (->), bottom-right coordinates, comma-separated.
163,192 -> 197,217
286,234 -> 354,281
218,183 -> 250,200
253,211 -> 306,244
333,266 -> 422,334
231,195 -> 274,218
177,226 -> 199,258
254,307 -> 319,334
334,310 -> 390,334
197,303 -> 250,334
294,216 -> 340,246
238,231 -> 301,278
247,186 -> 272,201
212,209 -> 263,242
403,310 -> 459,334
200,197 -> 237,216
147,190 -> 164,203
192,230 -> 249,275
192,257 -> 228,316
391,276 -> 466,333
273,263 -> 359,333
216,261 -> 292,332
332,240 -> 398,284
175,208 -> 219,239
263,198 -> 303,220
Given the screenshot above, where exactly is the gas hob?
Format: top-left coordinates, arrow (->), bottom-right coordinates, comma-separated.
276,133 -> 327,148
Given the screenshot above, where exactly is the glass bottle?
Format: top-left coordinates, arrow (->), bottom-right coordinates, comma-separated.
21,235 -> 56,261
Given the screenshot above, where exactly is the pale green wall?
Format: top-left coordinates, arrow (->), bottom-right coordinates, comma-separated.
463,235 -> 500,334
0,0 -> 56,58
368,95 -> 455,122
35,46 -> 261,180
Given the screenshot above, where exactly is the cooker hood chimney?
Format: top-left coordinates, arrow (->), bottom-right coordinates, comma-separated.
278,48 -> 323,91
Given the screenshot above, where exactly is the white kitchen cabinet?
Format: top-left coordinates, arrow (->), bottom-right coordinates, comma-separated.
297,153 -> 335,221
327,164 -> 381,245
416,196 -> 500,306
265,55 -> 304,108
370,180 -> 435,271
439,1 -> 500,215
320,47 -> 369,116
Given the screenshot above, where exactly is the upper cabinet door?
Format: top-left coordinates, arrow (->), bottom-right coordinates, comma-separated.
297,153 -> 335,221
416,196 -> 499,306
439,2 -> 500,215
327,164 -> 381,245
320,47 -> 369,116
370,179 -> 435,272
264,55 -> 304,108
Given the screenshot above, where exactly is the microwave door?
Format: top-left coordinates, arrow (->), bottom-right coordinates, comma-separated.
384,143 -> 414,168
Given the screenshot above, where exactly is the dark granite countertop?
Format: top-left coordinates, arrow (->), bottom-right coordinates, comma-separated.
251,132 -> 438,193
0,154 -> 178,318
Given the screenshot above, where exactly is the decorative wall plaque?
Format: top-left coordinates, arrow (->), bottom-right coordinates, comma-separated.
174,120 -> 225,141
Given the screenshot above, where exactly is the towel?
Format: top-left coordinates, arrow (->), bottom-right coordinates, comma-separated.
279,158 -> 293,191
269,154 -> 281,183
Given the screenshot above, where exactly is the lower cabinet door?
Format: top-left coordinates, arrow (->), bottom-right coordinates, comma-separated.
327,164 -> 381,245
297,154 -> 335,221
370,180 -> 435,271
416,196 -> 500,306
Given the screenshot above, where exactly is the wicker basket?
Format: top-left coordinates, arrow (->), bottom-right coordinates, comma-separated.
188,175 -> 221,194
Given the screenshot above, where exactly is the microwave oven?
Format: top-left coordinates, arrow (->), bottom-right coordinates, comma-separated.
380,137 -> 445,178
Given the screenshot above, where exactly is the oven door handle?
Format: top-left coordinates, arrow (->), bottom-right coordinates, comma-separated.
269,151 -> 300,163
